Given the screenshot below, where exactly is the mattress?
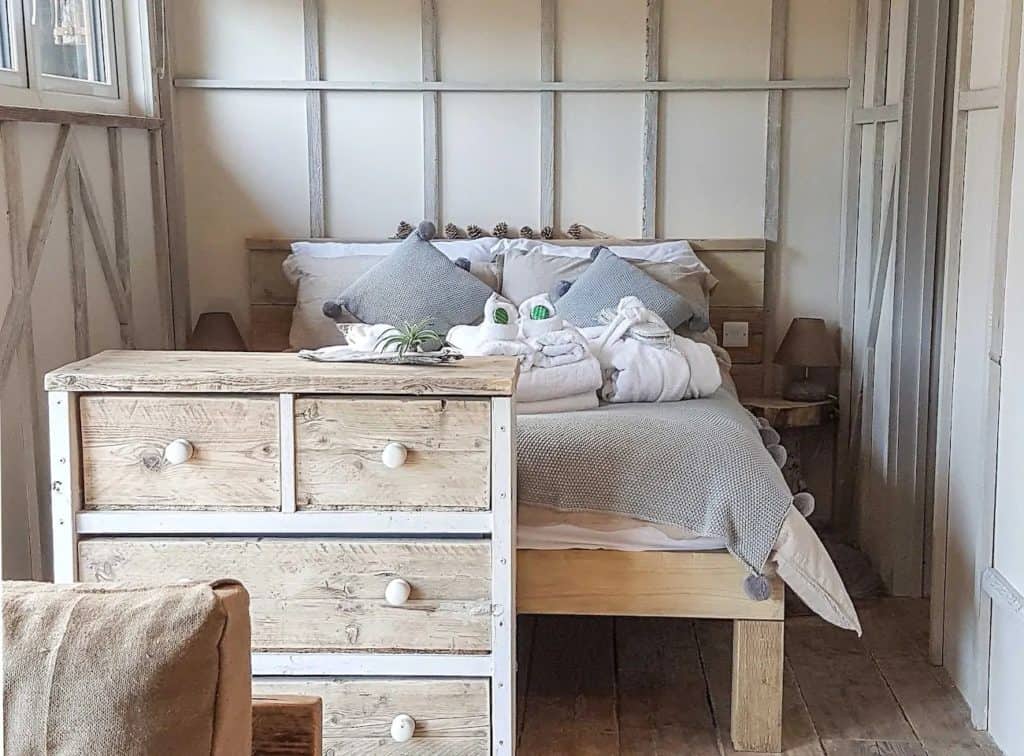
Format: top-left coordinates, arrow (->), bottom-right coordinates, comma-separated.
517,505 -> 728,552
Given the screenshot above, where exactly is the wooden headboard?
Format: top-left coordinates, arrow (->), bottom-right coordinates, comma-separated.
246,237 -> 768,396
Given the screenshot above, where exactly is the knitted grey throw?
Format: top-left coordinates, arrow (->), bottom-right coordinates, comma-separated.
516,391 -> 793,573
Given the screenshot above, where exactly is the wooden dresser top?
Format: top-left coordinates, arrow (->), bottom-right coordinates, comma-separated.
45,350 -> 520,396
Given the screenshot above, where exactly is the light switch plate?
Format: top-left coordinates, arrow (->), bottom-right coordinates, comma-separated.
722,321 -> 749,348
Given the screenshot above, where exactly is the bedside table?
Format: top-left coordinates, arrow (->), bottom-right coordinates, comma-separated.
742,396 -> 836,499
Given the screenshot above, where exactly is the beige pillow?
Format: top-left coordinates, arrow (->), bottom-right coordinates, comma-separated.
3,580 -> 251,756
283,253 -> 500,349
499,248 -> 715,330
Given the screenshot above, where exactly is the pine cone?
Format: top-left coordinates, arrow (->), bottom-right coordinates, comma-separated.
520,226 -> 535,239
493,221 -> 509,238
541,225 -> 555,240
567,222 -> 583,239
466,224 -> 485,239
395,220 -> 414,239
444,223 -> 461,239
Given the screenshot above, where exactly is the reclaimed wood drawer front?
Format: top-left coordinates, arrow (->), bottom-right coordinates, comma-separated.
252,678 -> 490,755
294,397 -> 491,511
79,395 -> 280,510
78,538 -> 492,653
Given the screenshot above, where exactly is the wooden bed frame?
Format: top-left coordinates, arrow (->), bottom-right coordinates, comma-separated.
246,236 -> 785,752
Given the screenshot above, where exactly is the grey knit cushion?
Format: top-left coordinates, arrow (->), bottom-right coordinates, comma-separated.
555,247 -> 697,329
328,228 -> 493,334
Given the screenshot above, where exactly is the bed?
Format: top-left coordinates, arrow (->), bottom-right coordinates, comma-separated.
246,234 -> 857,753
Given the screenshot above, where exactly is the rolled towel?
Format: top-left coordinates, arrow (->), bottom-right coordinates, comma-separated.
517,391 -> 599,415
519,294 -> 564,338
480,293 -> 519,342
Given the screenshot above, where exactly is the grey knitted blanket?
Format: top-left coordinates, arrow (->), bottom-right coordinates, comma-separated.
516,391 -> 793,573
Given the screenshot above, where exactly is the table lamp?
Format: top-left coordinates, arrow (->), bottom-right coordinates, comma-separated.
774,317 -> 838,401
188,312 -> 247,351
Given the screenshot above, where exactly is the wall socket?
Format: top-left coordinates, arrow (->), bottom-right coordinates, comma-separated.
722,321 -> 750,348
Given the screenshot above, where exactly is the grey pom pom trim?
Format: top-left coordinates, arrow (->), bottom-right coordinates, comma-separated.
552,279 -> 573,299
755,416 -> 771,430
322,300 -> 347,321
743,574 -> 772,602
454,257 -> 471,271
417,220 -> 436,240
759,427 -> 781,446
767,444 -> 787,468
793,491 -> 816,517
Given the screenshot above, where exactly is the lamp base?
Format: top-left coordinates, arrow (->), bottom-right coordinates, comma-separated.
782,379 -> 828,402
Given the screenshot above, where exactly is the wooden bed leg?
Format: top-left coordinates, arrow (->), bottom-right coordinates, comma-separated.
731,619 -> 784,753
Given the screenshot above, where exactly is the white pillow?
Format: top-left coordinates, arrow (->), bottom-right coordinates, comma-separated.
490,237 -> 708,271
291,238 -> 500,263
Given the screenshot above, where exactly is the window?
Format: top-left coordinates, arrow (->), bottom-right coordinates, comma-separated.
1,0 -> 126,105
0,0 -> 27,88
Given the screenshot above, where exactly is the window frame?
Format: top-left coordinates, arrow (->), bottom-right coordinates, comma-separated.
0,0 -> 28,89
0,0 -> 129,113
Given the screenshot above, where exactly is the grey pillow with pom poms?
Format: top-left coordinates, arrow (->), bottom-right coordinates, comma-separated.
322,221 -> 492,335
554,247 -> 697,329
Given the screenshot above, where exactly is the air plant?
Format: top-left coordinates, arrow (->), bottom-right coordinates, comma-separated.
376,319 -> 443,357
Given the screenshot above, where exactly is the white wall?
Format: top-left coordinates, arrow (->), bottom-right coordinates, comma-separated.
172,0 -> 852,368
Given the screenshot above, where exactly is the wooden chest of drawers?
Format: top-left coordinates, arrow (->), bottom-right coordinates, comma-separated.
46,351 -> 519,755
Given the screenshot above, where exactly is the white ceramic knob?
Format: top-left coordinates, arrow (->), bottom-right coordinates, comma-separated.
390,714 -> 416,743
381,442 -> 408,469
385,578 -> 411,607
163,439 -> 194,466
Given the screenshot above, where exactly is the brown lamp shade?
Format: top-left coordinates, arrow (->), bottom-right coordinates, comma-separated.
188,312 -> 247,351
774,317 -> 838,368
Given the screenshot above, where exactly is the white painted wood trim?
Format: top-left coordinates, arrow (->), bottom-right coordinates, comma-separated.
972,0 -> 1023,729
303,0 -> 325,237
75,510 -> 495,535
641,0 -> 662,238
540,0 -> 556,230
853,103 -> 901,124
279,394 -> 296,513
49,392 -> 80,583
982,568 -> 1024,622
174,78 -> 850,93
253,654 -> 492,678
835,0 -> 870,538
958,86 -> 1002,111
421,0 -> 440,227
490,397 -> 516,755
931,0 -> 976,668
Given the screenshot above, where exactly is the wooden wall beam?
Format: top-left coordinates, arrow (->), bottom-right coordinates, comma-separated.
174,78 -> 851,93
641,0 -> 662,238
148,130 -> 174,348
0,125 -> 71,386
108,128 -> 135,348
65,163 -> 90,360
150,0 -> 191,346
540,0 -> 556,231
1,120 -> 44,579
421,0 -> 440,227
835,0 -> 870,542
0,105 -> 160,130
303,0 -> 325,237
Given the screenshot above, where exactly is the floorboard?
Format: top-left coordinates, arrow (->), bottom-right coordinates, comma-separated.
517,600 -> 1001,755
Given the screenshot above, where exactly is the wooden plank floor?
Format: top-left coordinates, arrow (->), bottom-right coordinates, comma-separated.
517,599 -> 1002,755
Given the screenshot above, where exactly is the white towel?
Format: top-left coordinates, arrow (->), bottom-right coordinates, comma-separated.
516,356 -> 604,403
517,391 -> 599,415
525,327 -> 590,368
586,296 -> 721,403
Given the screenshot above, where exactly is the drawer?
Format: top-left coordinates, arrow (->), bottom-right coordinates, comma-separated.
294,397 -> 491,511
78,538 -> 492,654
253,678 -> 490,755
79,395 -> 279,510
